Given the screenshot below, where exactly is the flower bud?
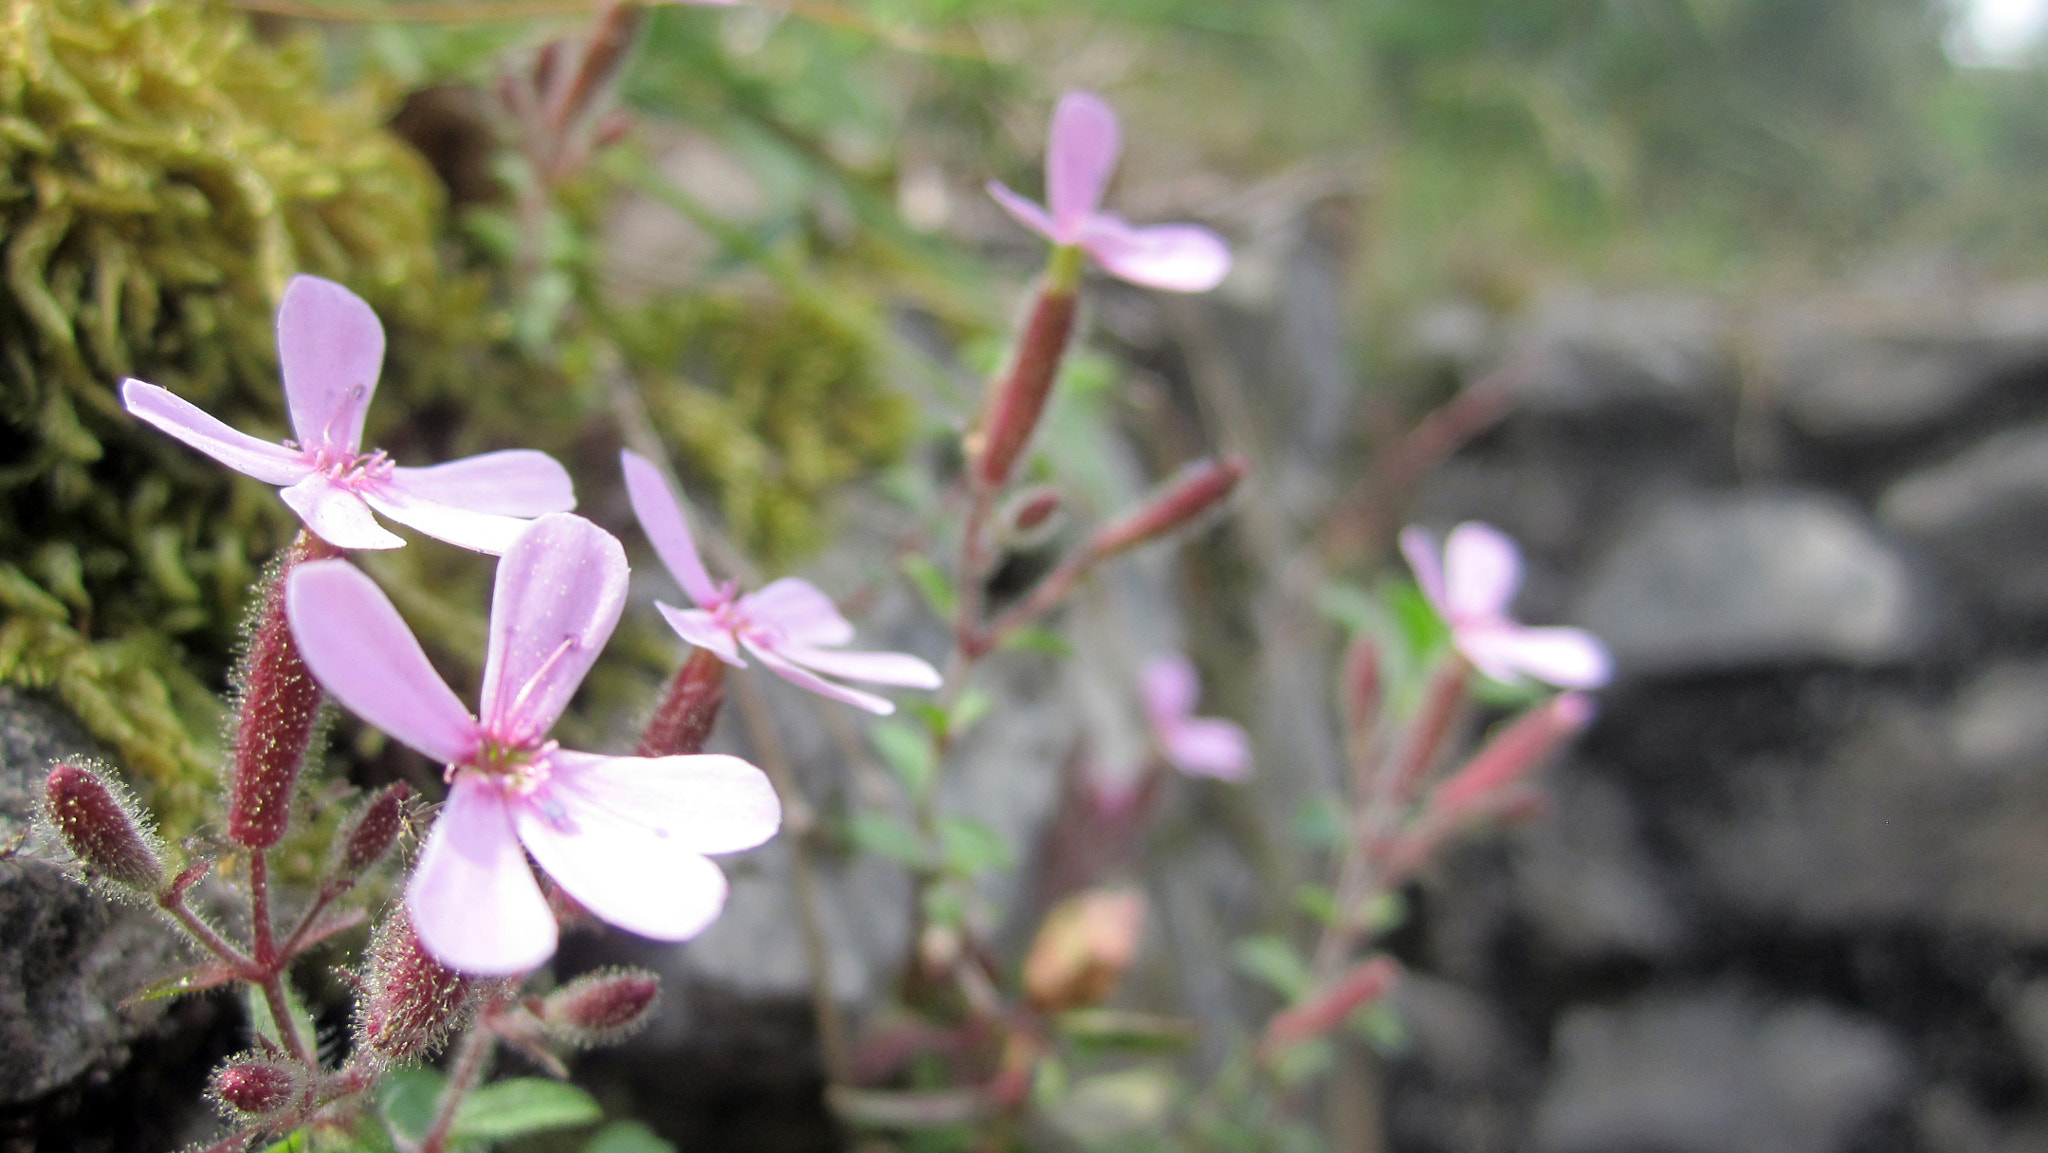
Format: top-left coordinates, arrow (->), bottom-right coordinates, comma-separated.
637,647 -> 728,757
1000,486 -> 1065,546
1433,692 -> 1594,818
1087,455 -> 1247,559
230,534 -> 338,849
357,912 -> 475,1065
329,783 -> 412,880
1023,888 -> 1145,1012
1260,956 -> 1399,1055
970,283 -> 1078,491
540,967 -> 660,1045
209,1057 -> 302,1118
42,763 -> 164,895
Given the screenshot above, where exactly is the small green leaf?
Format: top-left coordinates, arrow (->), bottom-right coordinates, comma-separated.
453,1078 -> 601,1140
922,882 -> 966,928
870,720 -> 936,798
999,626 -> 1070,657
1360,891 -> 1407,934
1293,884 -> 1339,926
949,689 -> 994,737
254,1134 -> 313,1153
1269,1036 -> 1335,1088
1054,1009 -> 1198,1053
1349,1002 -> 1409,1053
1291,796 -> 1350,849
378,1067 -> 446,1142
901,554 -> 957,620
902,700 -> 949,735
1232,935 -> 1312,1001
1386,580 -> 1451,666
845,812 -> 929,867
584,1121 -> 677,1153
936,816 -> 1011,876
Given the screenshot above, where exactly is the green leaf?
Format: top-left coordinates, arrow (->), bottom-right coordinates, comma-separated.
1349,1002 -> 1410,1054
902,700 -> 949,735
1054,1009 -> 1198,1054
378,1067 -> 446,1142
936,816 -> 1011,876
1291,796 -> 1350,850
1360,891 -> 1408,934
901,554 -> 957,620
870,720 -> 936,798
949,689 -> 994,737
922,882 -> 966,928
999,625 -> 1070,657
254,1134 -> 314,1153
1293,883 -> 1339,927
844,811 -> 929,867
584,1121 -> 677,1153
452,1078 -> 601,1140
1231,935 -> 1312,1001
1386,580 -> 1451,666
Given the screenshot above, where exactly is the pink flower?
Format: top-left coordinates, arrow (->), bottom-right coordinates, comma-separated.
1399,522 -> 1612,689
987,92 -> 1231,293
621,451 -> 941,716
286,513 -> 780,975
123,275 -> 574,553
1141,654 -> 1250,780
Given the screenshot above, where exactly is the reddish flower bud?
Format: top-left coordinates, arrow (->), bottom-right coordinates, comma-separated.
209,1057 -> 302,1117
42,763 -> 164,895
1022,888 -> 1145,1012
1260,956 -> 1399,1055
1433,692 -> 1594,818
1087,455 -> 1247,559
229,534 -> 338,849
637,647 -> 727,757
357,912 -> 475,1065
330,783 -> 412,880
970,283 -> 1078,491
1002,486 -> 1065,536
541,967 -> 661,1045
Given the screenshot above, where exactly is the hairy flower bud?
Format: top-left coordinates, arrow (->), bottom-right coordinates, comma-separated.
1261,956 -> 1400,1055
229,534 -> 338,849
970,281 -> 1078,491
637,647 -> 727,757
1087,455 -> 1247,559
1433,692 -> 1595,818
358,913 -> 475,1065
1023,888 -> 1145,1012
209,1057 -> 302,1118
540,967 -> 660,1045
329,783 -> 412,880
1000,486 -> 1065,546
42,763 -> 164,894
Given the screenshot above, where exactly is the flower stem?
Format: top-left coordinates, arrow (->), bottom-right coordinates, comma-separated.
418,996 -> 502,1153
157,888 -> 248,970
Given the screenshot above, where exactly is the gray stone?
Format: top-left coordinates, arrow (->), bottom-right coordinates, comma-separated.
1512,772 -> 1685,960
1534,988 -> 1909,1153
1948,661 -> 2048,774
1881,425 -> 2048,618
1501,290 -> 1732,417
1759,281 -> 2048,440
0,689 -> 192,1105
1575,492 -> 1924,674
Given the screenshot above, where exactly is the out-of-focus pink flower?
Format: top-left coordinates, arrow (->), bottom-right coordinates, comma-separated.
987,92 -> 1231,292
1399,523 -> 1612,689
286,513 -> 780,976
621,450 -> 941,716
1141,654 -> 1250,780
123,275 -> 573,553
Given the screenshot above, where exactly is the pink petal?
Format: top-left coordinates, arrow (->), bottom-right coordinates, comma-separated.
279,476 -> 404,551
361,484 -> 533,556
1444,522 -> 1522,622
286,559 -> 478,764
121,379 -> 310,486
1141,654 -> 1199,728
1081,216 -> 1232,292
406,777 -> 557,976
387,450 -> 576,517
742,636 -> 896,715
1399,526 -> 1449,616
656,602 -> 745,666
1461,625 -> 1613,690
277,276 -> 383,455
774,645 -> 941,689
547,749 -> 781,855
513,781 -> 731,943
478,514 -> 628,742
620,450 -> 721,606
986,179 -> 1058,243
1046,92 -> 1120,241
743,578 -> 855,648
1163,717 -> 1252,780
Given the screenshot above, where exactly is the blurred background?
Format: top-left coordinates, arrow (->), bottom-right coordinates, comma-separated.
12,1 -> 2048,1151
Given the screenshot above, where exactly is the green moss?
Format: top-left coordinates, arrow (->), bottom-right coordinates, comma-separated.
0,0 -> 469,826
